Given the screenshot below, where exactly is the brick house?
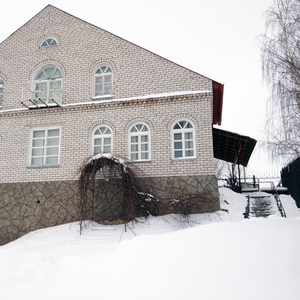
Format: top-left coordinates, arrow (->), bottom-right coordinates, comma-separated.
0,5 -> 224,244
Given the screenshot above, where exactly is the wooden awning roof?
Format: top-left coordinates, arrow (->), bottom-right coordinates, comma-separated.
213,128 -> 257,167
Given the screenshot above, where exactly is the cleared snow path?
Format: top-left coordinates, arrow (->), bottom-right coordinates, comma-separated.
249,195 -> 277,218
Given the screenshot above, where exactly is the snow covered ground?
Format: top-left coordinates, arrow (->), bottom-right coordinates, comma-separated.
1,187 -> 300,300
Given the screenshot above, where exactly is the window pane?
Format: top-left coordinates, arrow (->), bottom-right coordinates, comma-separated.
32,139 -> 44,147
47,137 -> 59,146
94,138 -> 102,146
104,75 -> 112,83
32,148 -> 44,156
185,141 -> 193,149
95,77 -> 103,84
141,135 -> 148,143
31,157 -> 43,165
141,126 -> 149,132
185,132 -> 193,140
131,153 -> 138,160
131,127 -> 138,132
104,138 -> 111,145
175,151 -> 183,158
35,82 -> 47,90
131,144 -> 138,152
94,129 -> 101,135
185,150 -> 194,157
136,124 -> 143,131
99,127 -> 106,134
179,121 -> 186,128
36,71 -> 47,80
131,136 -> 138,143
46,156 -> 58,164
105,128 -> 111,134
46,147 -> 58,155
186,122 -> 193,128
174,142 -> 182,150
141,144 -> 148,151
48,129 -> 59,137
94,146 -> 101,154
104,84 -> 112,94
52,69 -> 62,78
50,81 -> 61,89
103,146 -> 111,153
174,123 -> 181,129
44,67 -> 55,78
174,133 -> 182,140
100,66 -> 107,73
33,130 -> 45,138
141,153 -> 148,160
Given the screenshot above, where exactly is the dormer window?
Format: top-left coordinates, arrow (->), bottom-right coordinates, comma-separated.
40,37 -> 58,48
93,64 -> 113,99
0,79 -> 3,109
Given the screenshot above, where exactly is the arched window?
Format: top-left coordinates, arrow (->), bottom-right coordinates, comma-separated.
34,65 -> 62,105
0,79 -> 3,109
94,65 -> 113,98
40,37 -> 58,48
171,118 -> 196,159
92,125 -> 113,155
129,122 -> 151,161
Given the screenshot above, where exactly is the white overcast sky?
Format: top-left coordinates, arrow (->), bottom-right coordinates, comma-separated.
1,0 -> 280,173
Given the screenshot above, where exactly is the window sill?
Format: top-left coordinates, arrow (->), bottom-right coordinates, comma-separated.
131,160 -> 151,164
27,164 -> 60,169
172,157 -> 197,161
28,103 -> 61,109
92,95 -> 113,101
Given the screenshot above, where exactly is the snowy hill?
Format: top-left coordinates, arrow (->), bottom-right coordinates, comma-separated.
0,187 -> 300,300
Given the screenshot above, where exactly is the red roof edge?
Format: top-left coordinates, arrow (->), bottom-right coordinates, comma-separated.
212,81 -> 224,126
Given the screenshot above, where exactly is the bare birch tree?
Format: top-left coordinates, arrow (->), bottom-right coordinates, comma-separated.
260,0 -> 300,161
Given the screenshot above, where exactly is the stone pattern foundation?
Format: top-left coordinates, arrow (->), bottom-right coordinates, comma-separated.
0,175 -> 219,245
0,181 -> 79,245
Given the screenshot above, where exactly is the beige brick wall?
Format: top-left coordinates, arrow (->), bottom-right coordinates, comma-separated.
0,6 -> 219,244
0,5 -> 211,111
0,93 -> 215,183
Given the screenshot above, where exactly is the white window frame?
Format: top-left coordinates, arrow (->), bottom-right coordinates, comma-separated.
28,126 -> 61,167
92,124 -> 113,155
40,37 -> 58,48
128,122 -> 151,162
33,65 -> 63,106
93,64 -> 113,99
171,118 -> 196,160
0,79 -> 3,109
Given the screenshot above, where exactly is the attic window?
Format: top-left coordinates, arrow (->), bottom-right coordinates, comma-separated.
93,65 -> 113,99
41,37 -> 58,48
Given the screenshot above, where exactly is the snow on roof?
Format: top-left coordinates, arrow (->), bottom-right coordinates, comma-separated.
63,90 -> 212,108
0,90 -> 211,114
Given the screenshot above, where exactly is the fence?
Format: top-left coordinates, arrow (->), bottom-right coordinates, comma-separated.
281,157 -> 300,208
